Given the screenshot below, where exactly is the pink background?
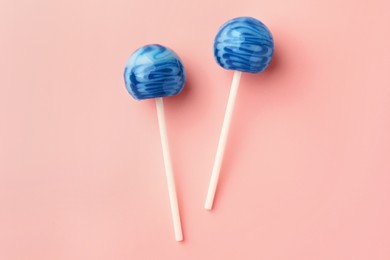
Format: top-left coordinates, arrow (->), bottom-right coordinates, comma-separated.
1,0 -> 390,259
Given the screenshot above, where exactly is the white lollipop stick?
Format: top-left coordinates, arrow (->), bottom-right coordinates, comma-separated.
155,97 -> 183,241
205,70 -> 242,210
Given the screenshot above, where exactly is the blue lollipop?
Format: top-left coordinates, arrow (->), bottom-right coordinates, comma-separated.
124,44 -> 185,241
124,44 -> 186,100
214,17 -> 274,73
205,17 -> 274,210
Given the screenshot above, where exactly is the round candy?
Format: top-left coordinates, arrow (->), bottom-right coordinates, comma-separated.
124,44 -> 186,100
214,17 -> 274,74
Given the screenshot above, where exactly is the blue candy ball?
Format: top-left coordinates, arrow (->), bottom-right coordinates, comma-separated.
124,44 -> 186,100
214,17 -> 274,74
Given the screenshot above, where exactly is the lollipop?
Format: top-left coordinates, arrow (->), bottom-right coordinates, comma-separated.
205,17 -> 274,210
124,44 -> 185,241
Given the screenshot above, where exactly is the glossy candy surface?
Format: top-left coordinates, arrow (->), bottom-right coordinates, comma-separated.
124,44 -> 186,100
214,17 -> 274,73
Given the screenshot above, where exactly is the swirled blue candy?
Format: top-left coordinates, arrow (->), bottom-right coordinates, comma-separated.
214,17 -> 274,74
124,44 -> 186,100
